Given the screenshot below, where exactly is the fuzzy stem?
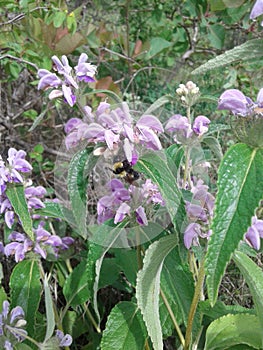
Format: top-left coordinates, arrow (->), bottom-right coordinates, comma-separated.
160,288 -> 185,347
184,257 -> 205,350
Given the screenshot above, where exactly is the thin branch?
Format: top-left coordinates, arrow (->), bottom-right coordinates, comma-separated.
0,7 -> 48,27
0,54 -> 39,70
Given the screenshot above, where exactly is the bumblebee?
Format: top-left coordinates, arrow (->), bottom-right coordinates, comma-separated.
111,159 -> 140,184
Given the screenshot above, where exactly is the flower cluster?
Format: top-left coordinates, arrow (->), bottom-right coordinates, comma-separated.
165,114 -> 210,144
65,101 -> 164,163
0,147 -> 74,262
38,53 -> 97,107
97,178 -> 165,226
183,179 -> 215,249
176,81 -> 200,107
0,300 -> 27,350
245,216 -> 263,250
4,221 -> 74,262
218,88 -> 263,117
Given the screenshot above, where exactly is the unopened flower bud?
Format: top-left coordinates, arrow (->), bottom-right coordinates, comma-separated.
186,81 -> 197,90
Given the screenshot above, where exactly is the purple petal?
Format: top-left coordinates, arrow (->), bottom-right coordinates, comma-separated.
245,226 -> 260,250
218,89 -> 249,115
34,244 -> 47,259
104,129 -> 119,149
184,223 -> 201,249
135,206 -> 148,225
62,85 -> 76,107
4,340 -> 13,350
137,115 -> 164,133
256,87 -> 263,107
2,300 -> 10,318
193,115 -> 210,136
37,70 -> 62,90
96,101 -> 111,117
10,306 -> 25,324
64,118 -> 82,134
185,202 -> 207,222
114,202 -> 130,224
5,211 -> 14,228
137,126 -> 162,150
250,0 -> 263,19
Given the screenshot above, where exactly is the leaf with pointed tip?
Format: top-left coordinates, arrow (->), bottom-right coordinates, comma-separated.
204,314 -> 262,350
143,95 -> 172,115
192,39 -> 263,75
136,235 -> 178,350
6,185 -> 34,241
233,251 -> 263,335
101,302 -> 148,350
206,144 -> 263,305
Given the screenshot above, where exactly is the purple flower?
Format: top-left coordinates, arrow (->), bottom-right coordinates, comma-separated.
193,116 -> 210,136
6,148 -> 32,183
4,222 -> 74,262
142,179 -> 165,205
55,330 -> 73,347
245,216 -> 263,250
136,114 -> 163,150
74,53 -> 97,83
185,202 -> 208,222
114,202 -> 131,223
250,0 -> 263,19
135,206 -> 148,225
218,89 -> 253,116
165,114 -> 193,144
0,300 -> 27,346
184,223 -> 202,249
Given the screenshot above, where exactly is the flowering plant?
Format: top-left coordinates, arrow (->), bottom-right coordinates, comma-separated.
2,1 -> 263,348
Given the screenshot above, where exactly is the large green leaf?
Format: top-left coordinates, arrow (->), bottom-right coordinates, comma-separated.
204,314 -> 262,350
135,151 -> 182,227
6,185 -> 34,241
136,234 -> 178,350
192,39 -> 263,75
233,251 -> 263,340
206,144 -> 263,305
67,147 -> 98,238
101,302 -> 148,350
10,260 -> 41,337
145,37 -> 172,59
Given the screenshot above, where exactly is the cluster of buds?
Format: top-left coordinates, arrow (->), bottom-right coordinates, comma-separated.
176,81 -> 200,107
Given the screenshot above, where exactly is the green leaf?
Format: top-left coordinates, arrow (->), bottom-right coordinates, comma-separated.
114,249 -> 138,287
204,314 -> 262,350
135,151 -> 182,227
85,89 -> 122,104
143,95 -> 172,115
207,24 -> 225,50
206,144 -> 263,305
28,108 -> 48,132
208,0 -> 226,11
10,260 -> 41,337
192,39 -> 263,75
63,259 -> 90,307
43,275 -> 55,342
145,37 -> 172,59
67,147 -> 98,238
34,201 -> 66,220
6,185 -> 34,241
202,136 -> 223,160
101,302 -> 148,350
233,251 -> 263,336
136,235 -> 178,350
53,11 -> 66,28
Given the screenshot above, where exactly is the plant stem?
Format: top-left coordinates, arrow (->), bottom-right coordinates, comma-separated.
184,257 -> 205,350
160,288 -> 185,347
136,228 -> 143,270
83,303 -> 101,333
